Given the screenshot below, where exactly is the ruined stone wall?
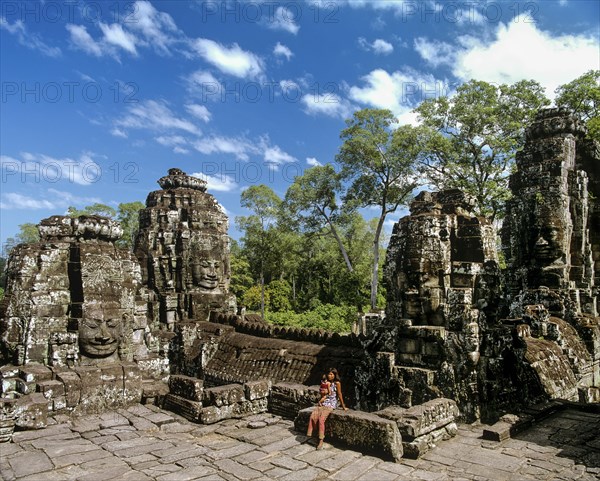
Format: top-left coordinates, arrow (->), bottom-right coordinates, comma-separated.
168,320 -> 366,408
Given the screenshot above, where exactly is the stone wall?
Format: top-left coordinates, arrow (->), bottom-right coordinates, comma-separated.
168,320 -> 366,408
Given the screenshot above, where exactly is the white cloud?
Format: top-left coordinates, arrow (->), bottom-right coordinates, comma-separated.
99,22 -> 138,55
306,157 -> 321,167
110,128 -> 128,138
1,17 -> 61,57
348,68 -> 447,124
191,134 -> 297,167
154,136 -> 191,155
359,37 -> 394,55
193,38 -> 264,79
155,135 -> 188,147
0,193 -> 56,210
372,39 -> 394,55
414,37 -> 455,68
191,173 -> 238,192
450,15 -> 600,98
115,100 -> 201,135
0,188 -> 102,211
186,70 -> 223,100
266,7 -> 300,35
301,93 -> 355,119
127,0 -> 179,54
192,135 -> 256,161
66,24 -> 105,57
185,104 -> 212,123
262,143 -> 297,166
1,152 -> 103,186
274,42 -> 293,60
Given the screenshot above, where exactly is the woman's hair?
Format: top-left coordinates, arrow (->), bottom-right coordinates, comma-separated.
327,368 -> 341,382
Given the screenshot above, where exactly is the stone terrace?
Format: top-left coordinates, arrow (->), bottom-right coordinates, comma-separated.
1,405 -> 598,481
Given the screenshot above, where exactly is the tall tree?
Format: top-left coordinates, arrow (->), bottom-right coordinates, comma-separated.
337,108 -> 422,310
415,79 -> 550,220
284,164 -> 354,272
236,185 -> 282,318
555,70 -> 600,142
67,203 -> 117,218
116,201 -> 145,249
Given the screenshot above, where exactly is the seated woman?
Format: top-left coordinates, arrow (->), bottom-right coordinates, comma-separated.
306,367 -> 347,449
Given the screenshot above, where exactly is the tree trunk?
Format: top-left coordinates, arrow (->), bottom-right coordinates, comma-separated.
371,214 -> 386,310
328,220 -> 354,272
260,272 -> 265,319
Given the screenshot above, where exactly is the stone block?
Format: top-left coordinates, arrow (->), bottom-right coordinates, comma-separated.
14,393 -> 48,429
55,370 -> 81,407
169,374 -> 204,401
482,421 -> 512,442
1,378 -> 16,394
271,382 -> 311,401
244,380 -> 271,401
16,378 -> 37,395
0,397 -> 17,442
19,364 -> 52,383
36,379 -> 65,399
53,396 -> 67,411
122,363 -> 143,405
295,407 -> 403,462
402,422 -> 458,459
0,365 -> 20,379
199,398 -> 268,424
203,383 -> 245,407
376,398 -> 459,439
163,393 -> 203,422
398,339 -> 420,354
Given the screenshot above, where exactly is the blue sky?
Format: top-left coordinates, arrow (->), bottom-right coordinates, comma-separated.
1,0 -> 599,250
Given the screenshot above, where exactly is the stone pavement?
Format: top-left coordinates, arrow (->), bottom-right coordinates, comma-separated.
0,404 -> 598,481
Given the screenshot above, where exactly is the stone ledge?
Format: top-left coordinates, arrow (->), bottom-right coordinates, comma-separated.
374,398 -> 459,459
294,407 -> 403,462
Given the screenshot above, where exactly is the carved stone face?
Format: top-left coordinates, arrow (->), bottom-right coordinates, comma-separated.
78,307 -> 121,358
192,258 -> 221,289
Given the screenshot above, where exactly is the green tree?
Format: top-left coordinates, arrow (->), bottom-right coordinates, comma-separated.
236,185 -> 282,318
337,108 -> 421,310
555,70 -> 600,142
15,223 -> 40,244
67,203 -> 117,218
242,285 -> 271,312
266,279 -> 292,312
229,240 -> 254,300
116,201 -> 144,249
415,79 -> 550,220
284,164 -> 354,273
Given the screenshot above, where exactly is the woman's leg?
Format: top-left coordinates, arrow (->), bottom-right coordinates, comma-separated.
317,407 -> 332,445
307,408 -> 319,437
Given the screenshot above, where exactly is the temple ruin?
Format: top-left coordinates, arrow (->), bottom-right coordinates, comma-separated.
0,110 -> 598,460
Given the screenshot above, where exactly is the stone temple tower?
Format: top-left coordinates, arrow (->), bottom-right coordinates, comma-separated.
134,168 -> 236,329
503,108 -> 599,319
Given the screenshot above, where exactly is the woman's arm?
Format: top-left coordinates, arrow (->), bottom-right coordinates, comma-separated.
335,381 -> 348,410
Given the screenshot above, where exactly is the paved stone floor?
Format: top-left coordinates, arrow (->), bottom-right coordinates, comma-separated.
1,404 -> 598,481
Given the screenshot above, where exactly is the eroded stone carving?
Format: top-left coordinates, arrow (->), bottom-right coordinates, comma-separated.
134,169 -> 235,328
